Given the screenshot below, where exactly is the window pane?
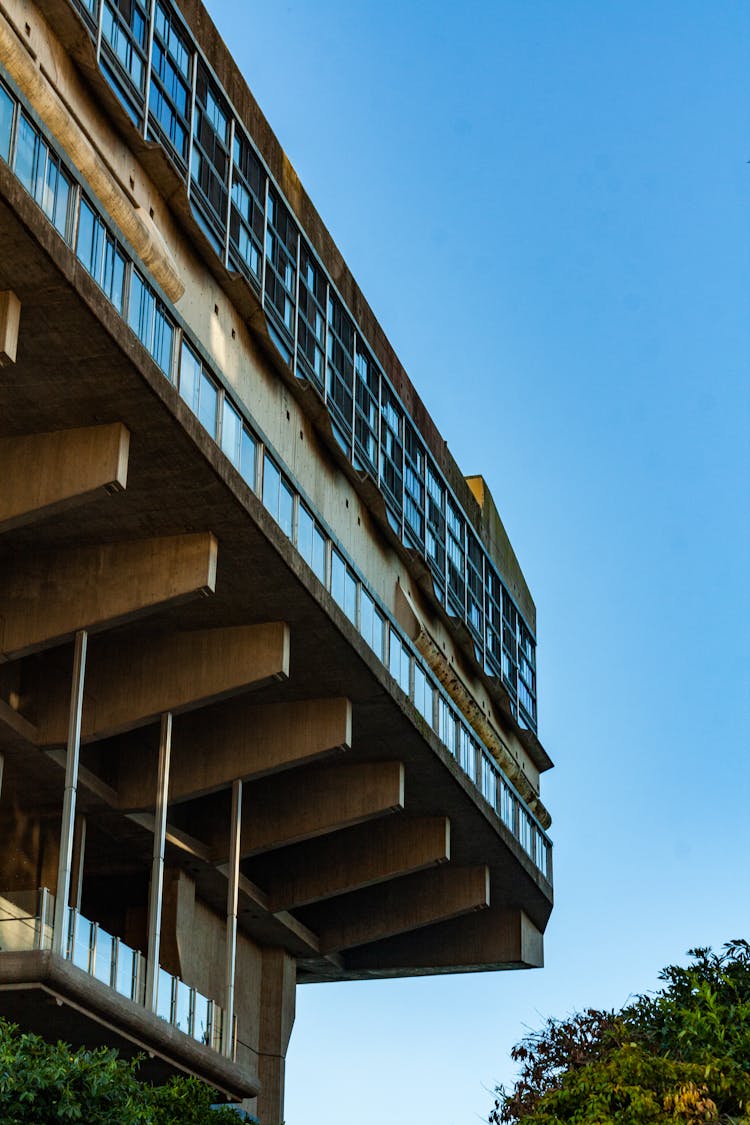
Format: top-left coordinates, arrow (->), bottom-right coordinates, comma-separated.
198,370 -> 218,436
262,455 -> 281,517
221,399 -> 241,463
153,306 -> 174,376
14,114 -> 38,195
343,567 -> 357,624
279,479 -> 294,538
330,548 -> 346,608
0,84 -> 13,162
311,524 -> 326,583
179,342 -> 201,412
240,427 -> 256,488
297,503 -> 313,565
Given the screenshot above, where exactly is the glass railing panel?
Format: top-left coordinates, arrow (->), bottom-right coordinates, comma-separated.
173,978 -> 193,1035
0,890 -> 42,952
193,990 -> 211,1046
156,966 -> 173,1022
70,911 -> 94,973
93,926 -> 114,986
115,939 -> 139,1000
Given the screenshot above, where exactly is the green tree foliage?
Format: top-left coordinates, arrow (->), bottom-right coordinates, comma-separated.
491,940 -> 750,1125
0,1019 -> 243,1123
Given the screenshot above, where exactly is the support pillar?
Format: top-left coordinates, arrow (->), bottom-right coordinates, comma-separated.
145,712 -> 172,1012
52,630 -> 87,955
254,948 -> 296,1125
223,779 -> 242,1058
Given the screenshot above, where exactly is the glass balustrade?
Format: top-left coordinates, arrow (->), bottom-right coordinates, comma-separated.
0,891 -> 229,1054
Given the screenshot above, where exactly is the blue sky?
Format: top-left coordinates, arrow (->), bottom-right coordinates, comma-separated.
203,3 -> 750,1122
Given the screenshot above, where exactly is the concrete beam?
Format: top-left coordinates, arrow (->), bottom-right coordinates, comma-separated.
36,623 -> 290,747
118,696 -> 352,810
212,761 -> 405,860
0,290 -> 21,365
344,908 -> 544,975
0,424 -> 129,532
0,533 -> 218,661
266,816 -> 451,912
315,865 -> 490,954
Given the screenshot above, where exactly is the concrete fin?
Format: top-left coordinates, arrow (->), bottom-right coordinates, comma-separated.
0,423 -> 129,532
36,622 -> 290,747
0,532 -> 218,661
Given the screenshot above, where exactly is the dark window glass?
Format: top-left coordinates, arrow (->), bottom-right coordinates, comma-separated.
100,0 -> 148,125
353,342 -> 379,475
264,187 -> 298,344
296,240 -> 326,388
149,2 -> 192,168
191,62 -> 230,248
229,130 -> 265,288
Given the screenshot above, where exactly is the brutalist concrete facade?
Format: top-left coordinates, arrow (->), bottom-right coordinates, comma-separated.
0,2 -> 553,1120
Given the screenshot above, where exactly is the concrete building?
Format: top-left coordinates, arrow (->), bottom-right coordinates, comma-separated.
0,1 -> 553,1120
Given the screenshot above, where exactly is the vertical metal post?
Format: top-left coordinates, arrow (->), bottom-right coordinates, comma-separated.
70,814 -> 87,913
0,751 -> 4,800
223,778 -> 242,1057
145,711 -> 172,1012
52,630 -> 87,955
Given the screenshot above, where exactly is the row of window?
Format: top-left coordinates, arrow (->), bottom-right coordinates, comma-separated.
0,73 -> 551,880
61,0 -> 538,733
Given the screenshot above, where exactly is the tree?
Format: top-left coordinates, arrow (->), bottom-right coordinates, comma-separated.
490,940 -> 750,1124
0,1019 -> 244,1123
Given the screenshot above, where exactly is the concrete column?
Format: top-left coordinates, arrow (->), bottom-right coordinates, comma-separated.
145,712 -> 172,1012
223,779 -> 242,1057
0,751 -> 4,799
255,948 -> 296,1125
52,630 -> 87,955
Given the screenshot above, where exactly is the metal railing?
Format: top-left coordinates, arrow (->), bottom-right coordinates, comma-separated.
0,889 -> 231,1054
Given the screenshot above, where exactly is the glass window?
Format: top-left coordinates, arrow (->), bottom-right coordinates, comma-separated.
330,547 -> 346,608
0,83 -> 13,163
264,187 -> 298,344
198,368 -> 218,436
229,129 -> 265,289
173,979 -> 192,1034
459,725 -> 476,781
179,340 -> 201,413
438,697 -> 457,757
279,478 -> 294,538
414,664 -> 434,726
149,1 -> 192,166
499,780 -> 514,830
262,454 -> 281,517
221,398 -> 241,464
388,631 -> 411,695
360,587 -> 385,659
311,522 -> 326,583
296,240 -> 326,388
481,754 -> 496,805
240,426 -> 257,488
343,566 -> 357,624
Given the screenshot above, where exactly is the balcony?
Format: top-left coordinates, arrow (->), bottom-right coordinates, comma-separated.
0,890 -> 255,1101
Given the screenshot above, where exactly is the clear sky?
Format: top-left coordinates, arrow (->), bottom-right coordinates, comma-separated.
203,3 -> 750,1122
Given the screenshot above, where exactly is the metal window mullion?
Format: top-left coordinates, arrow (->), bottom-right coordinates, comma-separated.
145,711 -> 172,1012
223,115 -> 235,267
186,50 -> 198,199
95,0 -> 104,63
223,778 -> 242,1057
291,225 -> 301,373
260,176 -> 270,306
142,0 -> 156,136
52,630 -> 87,956
322,279 -> 330,406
